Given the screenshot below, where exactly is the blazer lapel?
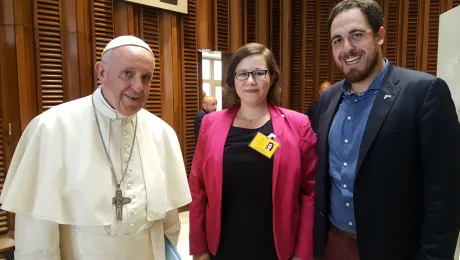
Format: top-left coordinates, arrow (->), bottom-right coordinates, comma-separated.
214,106 -> 237,200
356,66 -> 401,175
270,105 -> 284,201
319,89 -> 343,157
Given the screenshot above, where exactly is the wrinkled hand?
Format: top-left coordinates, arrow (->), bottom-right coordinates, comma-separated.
193,253 -> 210,260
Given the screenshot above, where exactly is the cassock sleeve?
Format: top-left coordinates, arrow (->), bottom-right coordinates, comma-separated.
294,115 -> 317,260
14,213 -> 61,260
162,208 -> 181,246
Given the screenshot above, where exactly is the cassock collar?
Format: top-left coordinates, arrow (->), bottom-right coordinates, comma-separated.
93,86 -> 137,121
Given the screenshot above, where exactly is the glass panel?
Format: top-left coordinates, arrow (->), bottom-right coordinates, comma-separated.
202,59 -> 210,80
214,60 -> 222,80
215,86 -> 222,111
202,83 -> 210,97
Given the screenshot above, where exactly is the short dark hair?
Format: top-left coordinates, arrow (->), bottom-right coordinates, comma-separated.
328,0 -> 384,34
224,43 -> 281,106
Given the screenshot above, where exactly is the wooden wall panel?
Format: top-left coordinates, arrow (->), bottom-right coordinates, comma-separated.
290,0 -> 302,111
181,0 -> 199,174
269,0 -> 281,66
425,0 -> 441,75
91,0 -> 114,65
216,0 -> 229,52
317,0 -> 331,86
140,7 -> 162,118
244,0 -> 257,44
384,0 -> 403,66
34,0 -> 65,111
304,0 -> 316,106
453,0 -> 460,7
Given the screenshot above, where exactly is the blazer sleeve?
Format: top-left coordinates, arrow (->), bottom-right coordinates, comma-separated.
189,115 -> 209,255
417,78 -> 460,259
294,116 -> 318,260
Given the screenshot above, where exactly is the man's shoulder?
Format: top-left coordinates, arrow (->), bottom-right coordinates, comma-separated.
138,109 -> 176,135
34,96 -> 92,124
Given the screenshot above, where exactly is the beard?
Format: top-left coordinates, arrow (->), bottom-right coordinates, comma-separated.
339,48 -> 379,83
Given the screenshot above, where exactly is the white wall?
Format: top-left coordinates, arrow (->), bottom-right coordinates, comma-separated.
437,6 -> 460,122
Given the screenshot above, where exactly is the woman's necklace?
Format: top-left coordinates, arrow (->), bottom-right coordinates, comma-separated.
238,110 -> 269,123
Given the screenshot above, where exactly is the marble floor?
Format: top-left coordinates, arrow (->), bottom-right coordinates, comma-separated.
177,211 -> 192,260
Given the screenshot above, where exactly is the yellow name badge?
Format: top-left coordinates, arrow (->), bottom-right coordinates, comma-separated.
248,132 -> 279,159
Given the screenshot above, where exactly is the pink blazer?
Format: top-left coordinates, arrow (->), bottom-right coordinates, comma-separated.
189,105 -> 317,260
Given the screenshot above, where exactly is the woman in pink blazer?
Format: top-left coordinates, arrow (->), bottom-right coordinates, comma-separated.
189,43 -> 317,260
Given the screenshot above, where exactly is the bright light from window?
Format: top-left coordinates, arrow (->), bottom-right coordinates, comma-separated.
202,83 -> 210,97
202,59 -> 210,80
216,86 -> 222,111
214,60 -> 222,80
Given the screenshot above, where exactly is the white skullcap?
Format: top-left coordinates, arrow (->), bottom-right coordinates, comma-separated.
102,35 -> 153,56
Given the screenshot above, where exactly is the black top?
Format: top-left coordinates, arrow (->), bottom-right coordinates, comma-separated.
306,101 -> 318,133
194,110 -> 209,142
211,119 -> 278,260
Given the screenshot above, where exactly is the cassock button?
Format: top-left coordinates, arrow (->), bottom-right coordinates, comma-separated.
124,157 -> 129,162
124,144 -> 130,149
124,132 -> 128,136
127,169 -> 133,176
130,208 -> 137,215
281,114 -> 285,118
130,222 -> 135,228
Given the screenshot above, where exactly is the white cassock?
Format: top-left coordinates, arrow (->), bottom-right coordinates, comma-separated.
0,87 -> 192,259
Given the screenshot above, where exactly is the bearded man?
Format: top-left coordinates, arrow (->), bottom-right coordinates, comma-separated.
313,1 -> 460,260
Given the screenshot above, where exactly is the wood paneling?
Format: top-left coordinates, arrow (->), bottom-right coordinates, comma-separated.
216,0 -> 229,52
453,0 -> 460,7
229,0 -> 243,52
181,0 -> 199,174
304,0 -> 316,107
269,0 -> 281,65
290,0 -> 302,111
141,7 -> 162,118
91,0 -> 114,64
34,0 -> 64,111
244,0 -> 256,44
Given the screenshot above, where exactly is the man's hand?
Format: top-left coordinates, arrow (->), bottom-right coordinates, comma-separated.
193,253 -> 210,260
291,256 -> 302,260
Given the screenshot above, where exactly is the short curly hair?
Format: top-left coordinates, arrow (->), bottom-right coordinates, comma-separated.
224,43 -> 281,106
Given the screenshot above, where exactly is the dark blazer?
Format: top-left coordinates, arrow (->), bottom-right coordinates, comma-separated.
313,63 -> 460,260
194,110 -> 208,142
306,101 -> 318,133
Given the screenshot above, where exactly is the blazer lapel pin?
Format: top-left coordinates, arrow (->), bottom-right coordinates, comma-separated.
384,94 -> 392,100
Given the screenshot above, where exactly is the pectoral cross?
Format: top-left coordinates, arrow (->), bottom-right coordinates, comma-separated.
113,189 -> 131,221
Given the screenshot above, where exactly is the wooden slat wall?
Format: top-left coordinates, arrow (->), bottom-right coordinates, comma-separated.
182,0 -> 199,174
245,0 -> 257,44
141,7 -> 162,118
34,0 -> 64,111
216,0 -> 229,52
269,0 -> 281,66
304,0 -> 316,109
0,115 -> 7,233
92,0 -> 114,64
290,0 -> 302,112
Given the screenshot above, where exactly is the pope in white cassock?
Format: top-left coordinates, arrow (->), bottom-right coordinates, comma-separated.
0,35 -> 192,259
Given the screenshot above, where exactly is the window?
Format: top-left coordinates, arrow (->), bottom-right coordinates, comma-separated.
201,52 -> 222,110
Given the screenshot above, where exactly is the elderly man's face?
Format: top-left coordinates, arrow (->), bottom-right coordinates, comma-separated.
96,46 -> 155,116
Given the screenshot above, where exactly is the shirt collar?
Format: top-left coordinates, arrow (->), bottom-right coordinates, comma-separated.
93,86 -> 136,121
341,58 -> 389,95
